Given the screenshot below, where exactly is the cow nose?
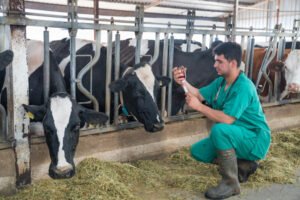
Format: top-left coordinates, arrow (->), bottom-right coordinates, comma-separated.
49,164 -> 75,179
152,122 -> 164,132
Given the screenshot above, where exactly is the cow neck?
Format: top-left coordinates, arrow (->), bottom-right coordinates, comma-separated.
119,67 -> 137,121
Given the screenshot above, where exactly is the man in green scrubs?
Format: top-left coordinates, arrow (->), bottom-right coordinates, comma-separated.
173,42 -> 271,199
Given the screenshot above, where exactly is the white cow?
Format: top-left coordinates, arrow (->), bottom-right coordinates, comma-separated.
280,50 -> 300,100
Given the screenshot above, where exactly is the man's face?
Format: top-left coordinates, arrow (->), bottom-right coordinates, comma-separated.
214,54 -> 235,76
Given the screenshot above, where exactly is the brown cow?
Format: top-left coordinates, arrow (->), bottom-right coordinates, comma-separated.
242,48 -> 292,102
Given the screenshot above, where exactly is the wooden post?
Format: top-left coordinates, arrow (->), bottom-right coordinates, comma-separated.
7,0 -> 31,187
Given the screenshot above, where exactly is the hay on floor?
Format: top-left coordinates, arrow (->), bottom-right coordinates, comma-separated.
1,128 -> 300,200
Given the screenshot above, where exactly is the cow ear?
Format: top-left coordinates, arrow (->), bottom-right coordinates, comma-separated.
0,50 -> 13,71
109,79 -> 128,92
156,76 -> 171,87
23,104 -> 46,121
268,61 -> 285,72
79,108 -> 108,126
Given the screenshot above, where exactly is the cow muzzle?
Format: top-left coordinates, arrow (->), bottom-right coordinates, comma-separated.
49,163 -> 75,179
149,122 -> 164,132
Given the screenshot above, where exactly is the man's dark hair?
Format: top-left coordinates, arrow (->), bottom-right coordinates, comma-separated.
213,42 -> 242,67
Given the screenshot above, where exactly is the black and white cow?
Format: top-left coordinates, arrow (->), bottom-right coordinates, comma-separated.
49,38 -> 171,132
50,38 -> 220,119
1,41 -> 108,179
109,62 -> 170,132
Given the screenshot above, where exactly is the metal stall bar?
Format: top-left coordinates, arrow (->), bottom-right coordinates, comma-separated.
135,5 -> 144,64
245,28 -> 255,79
68,0 -> 78,100
77,30 -> 101,111
114,31 -> 121,125
232,0 -> 239,42
43,27 -> 50,103
167,33 -> 175,117
291,19 -> 300,50
275,31 -> 286,101
149,32 -> 160,65
209,24 -> 216,48
256,24 -> 282,102
0,104 -> 7,141
0,2 -> 10,142
106,26 -> 113,125
240,35 -> 245,50
202,34 -> 207,51
161,31 -> 169,117
185,10 -> 195,52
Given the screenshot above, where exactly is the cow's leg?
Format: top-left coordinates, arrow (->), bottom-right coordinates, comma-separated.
280,89 -> 289,100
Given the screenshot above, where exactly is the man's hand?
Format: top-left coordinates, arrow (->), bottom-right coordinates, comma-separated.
185,92 -> 203,111
173,66 -> 187,85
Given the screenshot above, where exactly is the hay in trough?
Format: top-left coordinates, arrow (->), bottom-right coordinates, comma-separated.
1,128 -> 300,200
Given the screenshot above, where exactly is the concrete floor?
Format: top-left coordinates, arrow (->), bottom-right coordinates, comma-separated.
230,169 -> 300,200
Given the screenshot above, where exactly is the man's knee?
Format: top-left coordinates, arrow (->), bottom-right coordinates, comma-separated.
190,140 -> 216,163
210,123 -> 228,140
210,123 -> 235,150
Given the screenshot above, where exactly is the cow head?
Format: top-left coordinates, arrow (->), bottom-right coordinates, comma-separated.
269,50 -> 300,99
23,94 -> 108,179
109,62 -> 170,132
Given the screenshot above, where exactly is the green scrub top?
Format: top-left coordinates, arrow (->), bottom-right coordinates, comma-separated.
199,72 -> 270,132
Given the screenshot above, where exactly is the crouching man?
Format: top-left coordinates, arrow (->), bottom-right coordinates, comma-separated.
173,42 -> 271,199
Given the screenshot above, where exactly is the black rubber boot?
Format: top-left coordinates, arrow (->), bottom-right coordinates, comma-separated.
237,159 -> 258,183
205,149 -> 240,199
0,50 -> 13,71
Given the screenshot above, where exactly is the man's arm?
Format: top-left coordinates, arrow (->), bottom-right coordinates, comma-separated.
182,81 -> 205,102
185,92 -> 235,124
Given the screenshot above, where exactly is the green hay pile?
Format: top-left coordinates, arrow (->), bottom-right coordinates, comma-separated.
1,128 -> 300,200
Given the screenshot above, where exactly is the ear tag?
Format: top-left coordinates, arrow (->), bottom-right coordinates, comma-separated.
27,112 -> 35,120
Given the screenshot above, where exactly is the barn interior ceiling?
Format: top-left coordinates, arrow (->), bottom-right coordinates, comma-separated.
23,0 -> 265,20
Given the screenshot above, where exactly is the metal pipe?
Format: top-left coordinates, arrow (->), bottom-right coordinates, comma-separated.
105,29 -> 113,125
202,34 -> 206,51
233,0 -> 239,42
77,30 -> 101,111
209,34 -> 214,48
135,5 -> 143,64
249,37 -> 255,79
167,34 -> 174,117
114,31 -> 121,125
43,27 -> 50,103
68,0 -> 78,100
0,104 -> 7,141
70,35 -> 77,99
93,0 -> 99,40
161,32 -> 168,117
149,32 -> 160,65
240,35 -> 245,50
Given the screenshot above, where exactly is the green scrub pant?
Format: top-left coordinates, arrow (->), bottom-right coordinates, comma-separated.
190,123 -> 262,163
